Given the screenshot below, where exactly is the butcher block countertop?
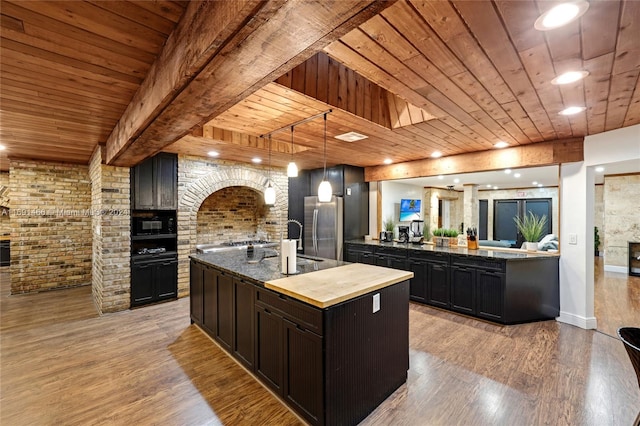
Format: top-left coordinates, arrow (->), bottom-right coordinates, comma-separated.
265,263 -> 413,308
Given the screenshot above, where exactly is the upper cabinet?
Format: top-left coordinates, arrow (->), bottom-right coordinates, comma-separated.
131,153 -> 177,210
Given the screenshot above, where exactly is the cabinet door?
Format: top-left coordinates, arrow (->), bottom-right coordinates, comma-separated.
155,259 -> 177,300
408,259 -> 428,303
428,263 -> 450,308
359,251 -> 376,265
374,254 -> 389,267
389,256 -> 408,271
450,267 -> 476,315
131,263 -> 154,305
233,278 -> 255,369
476,270 -> 505,321
283,318 -> 323,425
155,154 -> 177,210
216,273 -> 234,351
190,261 -> 204,324
132,158 -> 155,210
255,305 -> 283,394
202,267 -> 217,336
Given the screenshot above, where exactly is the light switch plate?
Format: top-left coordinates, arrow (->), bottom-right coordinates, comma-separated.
569,233 -> 577,245
372,293 -> 380,313
346,187 -> 352,196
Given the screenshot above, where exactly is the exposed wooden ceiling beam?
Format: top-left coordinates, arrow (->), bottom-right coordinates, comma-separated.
364,138 -> 584,181
106,0 -> 396,167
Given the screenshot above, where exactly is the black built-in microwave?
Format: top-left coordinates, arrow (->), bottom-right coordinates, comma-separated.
133,216 -> 175,235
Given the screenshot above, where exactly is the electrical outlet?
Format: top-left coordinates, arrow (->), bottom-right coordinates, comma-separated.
569,233 -> 578,245
372,293 -> 380,313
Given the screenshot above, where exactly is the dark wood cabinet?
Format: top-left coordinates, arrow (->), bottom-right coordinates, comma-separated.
190,261 -> 204,324
345,243 -> 375,265
374,247 -> 408,270
202,266 -> 217,335
216,272 -> 234,351
131,255 -> 177,307
255,304 -> 284,393
476,270 -> 505,321
427,262 -> 450,308
233,278 -> 255,369
408,257 -> 428,303
450,266 -> 476,315
131,153 -> 177,210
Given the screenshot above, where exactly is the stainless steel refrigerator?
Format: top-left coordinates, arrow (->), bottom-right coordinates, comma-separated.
304,196 -> 344,260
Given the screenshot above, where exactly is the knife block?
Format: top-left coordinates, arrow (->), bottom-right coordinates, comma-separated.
467,238 -> 478,250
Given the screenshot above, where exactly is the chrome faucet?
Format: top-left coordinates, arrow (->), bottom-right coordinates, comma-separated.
286,219 -> 303,251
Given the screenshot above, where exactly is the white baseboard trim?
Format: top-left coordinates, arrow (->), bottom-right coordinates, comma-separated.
557,312 -> 597,330
604,264 -> 627,274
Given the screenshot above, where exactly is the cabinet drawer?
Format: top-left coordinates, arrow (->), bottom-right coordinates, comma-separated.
345,243 -> 374,254
375,247 -> 407,258
256,288 -> 323,336
451,256 -> 505,271
408,251 -> 448,264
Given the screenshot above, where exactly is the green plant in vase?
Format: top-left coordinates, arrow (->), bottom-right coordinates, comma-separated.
447,228 -> 459,246
594,226 -> 601,257
514,211 -> 548,251
383,217 -> 395,242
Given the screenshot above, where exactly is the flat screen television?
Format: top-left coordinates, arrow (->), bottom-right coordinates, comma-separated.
399,199 -> 421,222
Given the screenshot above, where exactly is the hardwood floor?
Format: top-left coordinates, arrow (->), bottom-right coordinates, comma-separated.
595,256 -> 640,338
1,267 -> 638,425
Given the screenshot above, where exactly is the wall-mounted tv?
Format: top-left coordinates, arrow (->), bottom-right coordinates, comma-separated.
399,199 -> 421,222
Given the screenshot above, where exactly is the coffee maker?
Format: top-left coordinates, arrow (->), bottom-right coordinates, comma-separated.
398,226 -> 410,243
410,220 -> 424,244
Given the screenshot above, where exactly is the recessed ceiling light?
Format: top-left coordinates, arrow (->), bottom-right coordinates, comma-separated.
504,169 -> 512,174
494,141 -> 509,149
551,70 -> 589,85
383,158 -> 393,165
493,186 -> 498,190
453,178 -> 460,183
559,106 -> 586,116
595,166 -> 605,172
486,184 -> 492,188
538,183 -> 544,187
335,132 -> 368,142
532,181 -> 538,185
252,157 -> 262,164
514,173 -> 521,178
431,151 -> 443,158
0,144 -> 5,151
534,1 -> 589,31
207,150 -> 219,157
437,175 -> 444,180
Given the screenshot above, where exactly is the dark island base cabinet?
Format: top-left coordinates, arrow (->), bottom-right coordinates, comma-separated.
190,258 -> 410,426
345,242 -> 559,325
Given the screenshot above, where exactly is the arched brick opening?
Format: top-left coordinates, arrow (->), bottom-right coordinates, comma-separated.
176,167 -> 286,296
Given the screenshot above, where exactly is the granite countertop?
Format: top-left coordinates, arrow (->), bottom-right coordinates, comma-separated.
191,250 -> 413,308
346,239 -> 559,260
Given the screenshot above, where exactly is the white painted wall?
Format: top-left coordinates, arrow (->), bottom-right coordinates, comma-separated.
380,181 -> 424,237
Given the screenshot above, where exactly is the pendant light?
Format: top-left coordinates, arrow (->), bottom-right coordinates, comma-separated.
317,113 -> 332,202
264,135 -> 276,206
287,125 -> 298,177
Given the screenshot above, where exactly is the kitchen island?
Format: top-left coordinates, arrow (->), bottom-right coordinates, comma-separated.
345,239 -> 560,324
190,251 -> 413,426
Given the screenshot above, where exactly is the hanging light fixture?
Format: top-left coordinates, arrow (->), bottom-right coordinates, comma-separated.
287,125 -> 298,177
318,113 -> 332,202
264,135 -> 276,206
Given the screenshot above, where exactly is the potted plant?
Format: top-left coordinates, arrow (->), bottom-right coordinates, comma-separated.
432,228 -> 443,246
594,226 -> 601,257
383,217 -> 395,242
447,228 -> 459,246
514,212 -> 548,251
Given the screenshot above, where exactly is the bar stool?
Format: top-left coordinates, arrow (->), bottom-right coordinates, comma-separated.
618,327 -> 640,426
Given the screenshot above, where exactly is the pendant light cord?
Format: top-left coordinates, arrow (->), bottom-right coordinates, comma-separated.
268,134 -> 272,180
323,113 -> 327,179
290,126 -> 294,161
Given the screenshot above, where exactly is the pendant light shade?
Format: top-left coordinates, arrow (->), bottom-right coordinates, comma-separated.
318,113 -> 332,202
264,135 -> 276,206
287,126 -> 298,177
264,183 -> 276,205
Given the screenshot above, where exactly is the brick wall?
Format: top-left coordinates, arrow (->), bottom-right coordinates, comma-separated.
197,186 -> 273,245
90,147 -> 131,314
177,155 -> 288,296
10,160 -> 92,293
0,171 -> 9,237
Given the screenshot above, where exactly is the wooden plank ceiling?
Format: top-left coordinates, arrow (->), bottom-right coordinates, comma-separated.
1,0 -> 639,171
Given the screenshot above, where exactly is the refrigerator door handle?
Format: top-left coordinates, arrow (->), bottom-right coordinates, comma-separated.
312,208 -> 319,255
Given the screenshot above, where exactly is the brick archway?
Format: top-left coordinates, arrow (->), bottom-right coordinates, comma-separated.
176,165 -> 286,296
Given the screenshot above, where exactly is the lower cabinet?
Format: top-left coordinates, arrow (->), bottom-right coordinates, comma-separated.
131,255 -> 178,307
233,278 -> 255,369
476,269 -> 505,321
190,261 -> 204,324
427,261 -> 450,308
450,257 -> 506,321
450,267 -> 476,315
345,244 -> 375,264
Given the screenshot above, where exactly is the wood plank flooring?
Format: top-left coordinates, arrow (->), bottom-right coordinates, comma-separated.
595,256 -> 640,338
1,267 -> 638,425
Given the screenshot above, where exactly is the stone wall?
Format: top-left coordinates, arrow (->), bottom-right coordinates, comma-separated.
603,174 -> 640,267
10,160 -> 92,293
90,147 -> 131,313
197,186 -> 272,246
594,184 -> 604,255
177,155 -> 288,297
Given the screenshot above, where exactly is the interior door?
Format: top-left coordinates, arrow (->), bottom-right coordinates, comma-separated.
479,199 -> 488,240
493,200 -> 519,245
